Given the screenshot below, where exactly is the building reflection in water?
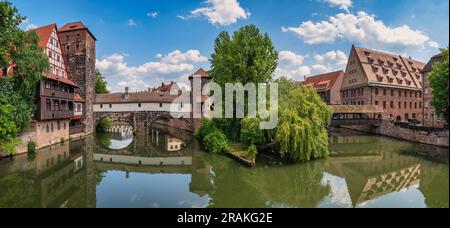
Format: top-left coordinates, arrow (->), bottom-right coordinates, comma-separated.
325,130 -> 425,208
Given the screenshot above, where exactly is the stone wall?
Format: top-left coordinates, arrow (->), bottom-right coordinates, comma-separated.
34,119 -> 71,149
342,120 -> 449,147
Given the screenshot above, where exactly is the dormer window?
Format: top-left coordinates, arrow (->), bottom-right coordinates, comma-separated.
387,61 -> 394,67
378,59 -> 385,65
387,77 -> 394,83
393,57 -> 398,62
382,67 -> 389,74
372,65 -> 379,73
416,74 -> 421,80
397,63 -> 403,69
376,74 -> 384,82
393,70 -> 398,76
406,80 -> 411,86
401,71 -> 407,77
397,78 -> 403,84
368,57 -> 375,64
364,51 -> 371,56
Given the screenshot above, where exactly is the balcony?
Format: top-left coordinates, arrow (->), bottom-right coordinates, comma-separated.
38,110 -> 74,120
69,125 -> 85,135
40,87 -> 74,100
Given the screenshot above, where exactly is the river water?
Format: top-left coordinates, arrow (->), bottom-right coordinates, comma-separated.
0,127 -> 448,208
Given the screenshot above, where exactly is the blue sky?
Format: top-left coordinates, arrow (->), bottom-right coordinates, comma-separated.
11,0 -> 449,92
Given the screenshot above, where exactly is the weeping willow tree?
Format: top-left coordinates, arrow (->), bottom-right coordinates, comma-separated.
273,78 -> 331,162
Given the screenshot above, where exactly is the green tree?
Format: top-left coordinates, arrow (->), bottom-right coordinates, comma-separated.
272,78 -> 331,162
210,24 -> 278,86
428,47 -> 449,124
95,69 -> 109,94
0,2 -> 49,154
209,25 -> 278,142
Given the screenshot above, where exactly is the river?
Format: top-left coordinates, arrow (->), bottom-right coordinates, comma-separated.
0,127 -> 448,208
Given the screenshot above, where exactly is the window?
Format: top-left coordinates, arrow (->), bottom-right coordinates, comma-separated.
419,102 -> 422,109
159,103 -> 163,108
375,101 -> 379,106
410,102 -> 413,109
391,89 -> 394,96
100,104 -> 103,108
412,113 -> 416,119
383,89 -> 387,96
46,99 -> 51,111
109,104 -> 112,108
64,122 -> 66,130
46,124 -> 49,133
399,90 -> 402,97
405,113 -> 409,120
66,45 -> 70,51
138,103 -> 142,108
398,102 -> 402,109
57,121 -> 61,131
390,101 -> 394,109
404,102 -> 407,109
76,44 -> 80,50
375,88 -> 379,95
383,101 -> 387,109
51,123 -> 54,132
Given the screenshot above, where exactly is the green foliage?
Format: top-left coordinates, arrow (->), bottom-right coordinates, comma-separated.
96,117 -> 112,132
272,78 -> 332,162
95,69 -> 110,94
1,137 -> 20,155
0,2 -> 49,147
27,140 -> 36,154
242,144 -> 258,160
210,25 -> 278,86
212,118 -> 241,142
194,118 -> 217,143
203,130 -> 231,154
429,47 -> 449,124
241,117 -> 263,149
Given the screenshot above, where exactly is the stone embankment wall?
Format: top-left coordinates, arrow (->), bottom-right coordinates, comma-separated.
342,120 -> 449,147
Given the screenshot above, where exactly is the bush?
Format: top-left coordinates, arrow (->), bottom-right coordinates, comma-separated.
194,118 -> 217,142
213,118 -> 241,142
0,138 -> 20,155
203,130 -> 231,154
96,117 -> 111,132
27,140 -> 36,154
242,144 -> 258,160
241,117 -> 263,149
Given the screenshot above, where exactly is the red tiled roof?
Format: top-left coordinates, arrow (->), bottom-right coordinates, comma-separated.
32,24 -> 56,49
59,21 -> 97,41
353,46 -> 425,90
189,68 -> 211,79
43,72 -> 79,87
74,93 -> 85,102
95,92 -> 190,104
303,70 -> 344,91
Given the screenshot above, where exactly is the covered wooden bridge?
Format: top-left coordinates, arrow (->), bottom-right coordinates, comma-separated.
328,105 -> 383,127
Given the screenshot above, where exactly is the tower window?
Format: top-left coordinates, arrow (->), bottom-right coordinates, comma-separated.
66,45 -> 70,51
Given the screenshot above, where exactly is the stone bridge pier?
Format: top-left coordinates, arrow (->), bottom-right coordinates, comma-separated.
94,111 -> 194,133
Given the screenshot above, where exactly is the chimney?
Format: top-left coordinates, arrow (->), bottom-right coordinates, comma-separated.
124,87 -> 129,99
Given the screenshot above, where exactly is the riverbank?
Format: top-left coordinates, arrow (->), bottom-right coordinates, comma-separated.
339,120 -> 449,148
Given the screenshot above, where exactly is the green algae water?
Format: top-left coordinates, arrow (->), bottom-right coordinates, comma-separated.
0,127 -> 448,208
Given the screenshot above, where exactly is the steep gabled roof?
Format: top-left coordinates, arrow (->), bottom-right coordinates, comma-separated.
59,21 -> 97,41
352,46 -> 425,90
303,70 -> 344,91
32,24 -> 57,48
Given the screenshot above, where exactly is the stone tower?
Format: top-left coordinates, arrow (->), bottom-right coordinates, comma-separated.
189,68 -> 212,128
58,22 -> 97,134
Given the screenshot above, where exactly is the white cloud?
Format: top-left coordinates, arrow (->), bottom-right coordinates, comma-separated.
282,11 -> 436,52
25,24 -> 38,31
96,50 -> 208,92
180,0 -> 250,26
428,41 -> 440,49
278,51 -> 305,66
275,50 -> 348,80
325,0 -> 353,12
275,51 -> 310,80
312,64 -> 330,74
314,50 -> 347,66
147,12 -> 159,18
128,19 -> 137,26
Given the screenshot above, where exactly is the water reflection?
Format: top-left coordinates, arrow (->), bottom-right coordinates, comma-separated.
0,127 -> 448,208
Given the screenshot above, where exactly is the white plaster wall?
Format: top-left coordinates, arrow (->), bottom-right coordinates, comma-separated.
93,102 -> 192,113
